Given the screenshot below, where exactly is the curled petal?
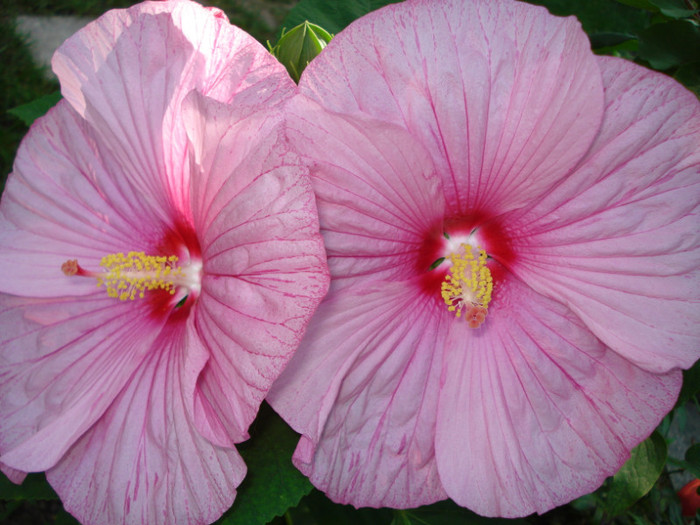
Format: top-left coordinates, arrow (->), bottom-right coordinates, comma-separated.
182,92 -> 329,446
52,0 -> 294,214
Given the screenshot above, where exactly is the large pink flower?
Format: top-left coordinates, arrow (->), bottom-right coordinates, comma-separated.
0,1 -> 329,524
267,0 -> 700,517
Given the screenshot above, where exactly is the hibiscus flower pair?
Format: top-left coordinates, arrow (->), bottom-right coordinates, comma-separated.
1,0 -> 698,524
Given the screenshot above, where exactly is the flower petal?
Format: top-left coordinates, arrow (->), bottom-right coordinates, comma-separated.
52,0 -> 294,214
182,92 -> 329,446
0,294 -> 164,473
0,103 -> 168,297
510,57 -> 700,372
435,277 -> 681,517
268,282 -> 448,507
46,323 -> 245,525
287,96 -> 444,284
299,0 -> 604,215
0,464 -> 26,484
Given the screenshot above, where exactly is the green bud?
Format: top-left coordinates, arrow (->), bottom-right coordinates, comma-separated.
268,21 -> 333,83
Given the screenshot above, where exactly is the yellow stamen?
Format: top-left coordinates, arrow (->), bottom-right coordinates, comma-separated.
97,251 -> 182,301
440,244 -> 493,327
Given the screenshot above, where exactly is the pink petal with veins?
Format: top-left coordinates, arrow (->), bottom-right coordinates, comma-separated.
270,281 -> 448,507
47,324 -> 246,525
436,276 -> 680,517
298,0 -> 604,215
0,1 -> 326,524
182,92 -> 329,446
510,57 -> 700,373
271,0 -> 699,517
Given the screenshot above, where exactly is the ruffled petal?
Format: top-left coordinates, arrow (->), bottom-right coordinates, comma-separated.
52,0 -> 294,214
268,282 -> 448,507
0,293 -> 164,473
182,93 -> 329,446
435,277 -> 681,517
0,103 -> 169,297
299,0 -> 604,215
46,323 -> 245,525
286,96 -> 444,284
510,57 -> 700,372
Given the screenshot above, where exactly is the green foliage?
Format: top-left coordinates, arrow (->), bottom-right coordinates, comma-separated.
8,91 -> 62,126
218,404 -> 313,525
0,17 -> 58,190
390,501 -> 528,525
667,443 -> 700,479
676,358 -> 700,408
0,473 -> 58,501
280,0 -> 402,35
532,0 -> 700,97
675,63 -> 700,96
686,443 -> 700,474
605,432 -> 668,516
647,0 -> 698,18
614,0 -> 662,10
616,0 -> 698,17
277,489 -> 393,525
527,0 -> 652,34
638,20 -> 700,69
588,32 -> 637,48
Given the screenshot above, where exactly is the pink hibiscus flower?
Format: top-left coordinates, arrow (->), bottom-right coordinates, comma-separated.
267,0 -> 700,517
0,1 -> 328,524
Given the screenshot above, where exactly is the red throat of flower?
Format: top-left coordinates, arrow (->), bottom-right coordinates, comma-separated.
418,215 -> 508,329
61,228 -> 202,319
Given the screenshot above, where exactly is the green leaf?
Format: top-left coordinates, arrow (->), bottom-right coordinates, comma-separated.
7,91 -> 62,126
676,357 -> 700,408
593,38 -> 640,60
666,456 -> 700,480
665,435 -> 700,479
649,0 -> 698,18
218,403 -> 312,525
614,0 -> 659,11
605,431 -> 667,516
588,32 -> 637,49
0,472 -> 59,501
685,443 -> 700,477
280,0 -> 402,35
526,0 -> 652,35
638,20 -> 700,69
615,0 -> 698,16
391,500 -> 529,525
287,489 -> 393,525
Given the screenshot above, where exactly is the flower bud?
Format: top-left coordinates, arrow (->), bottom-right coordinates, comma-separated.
268,21 -> 333,82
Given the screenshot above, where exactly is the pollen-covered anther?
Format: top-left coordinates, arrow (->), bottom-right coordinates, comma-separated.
62,251 -> 187,301
98,251 -> 183,301
440,244 -> 493,328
